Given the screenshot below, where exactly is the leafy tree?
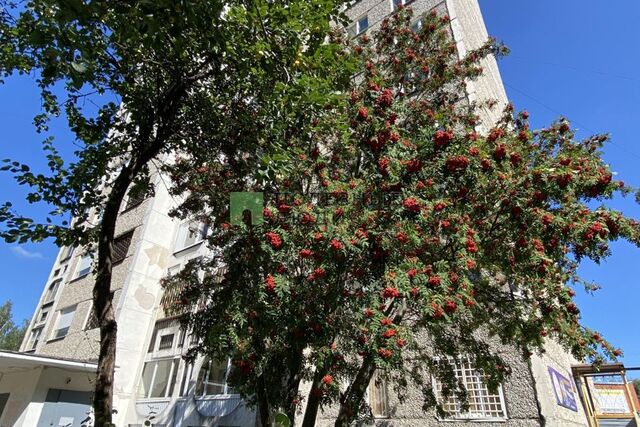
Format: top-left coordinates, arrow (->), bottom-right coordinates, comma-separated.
0,0 -> 353,425
633,379 -> 640,400
163,8 -> 640,426
0,300 -> 28,351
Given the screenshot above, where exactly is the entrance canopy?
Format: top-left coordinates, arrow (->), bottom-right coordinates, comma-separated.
0,350 -> 97,373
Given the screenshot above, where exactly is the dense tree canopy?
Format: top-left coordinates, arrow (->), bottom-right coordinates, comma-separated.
1,0 -> 354,425
163,8 -> 640,426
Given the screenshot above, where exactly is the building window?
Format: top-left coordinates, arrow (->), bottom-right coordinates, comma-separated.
147,318 -> 184,354
180,362 -> 194,396
59,245 -> 75,262
124,189 -> 146,211
36,306 -> 51,325
139,359 -> 179,399
195,357 -> 233,396
392,0 -> 414,11
113,231 -> 134,264
85,307 -> 100,331
158,334 -> 175,351
174,221 -> 208,252
84,292 -> 115,331
434,357 -> 507,420
368,371 -> 389,417
138,318 -> 186,400
26,326 -> 43,351
43,279 -> 62,304
51,306 -> 76,340
75,253 -> 92,278
347,15 -> 369,37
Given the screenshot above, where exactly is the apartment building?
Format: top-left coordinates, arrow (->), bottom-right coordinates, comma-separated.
0,1 -> 601,426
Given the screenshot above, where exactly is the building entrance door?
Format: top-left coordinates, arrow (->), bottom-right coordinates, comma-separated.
36,389 -> 92,427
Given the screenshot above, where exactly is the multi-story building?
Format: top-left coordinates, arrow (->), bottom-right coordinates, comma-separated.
0,1 -> 627,426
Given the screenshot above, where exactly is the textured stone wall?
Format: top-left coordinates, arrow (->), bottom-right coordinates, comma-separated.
344,0 -> 507,129
34,196 -> 150,360
529,339 -> 589,426
314,336 -> 542,426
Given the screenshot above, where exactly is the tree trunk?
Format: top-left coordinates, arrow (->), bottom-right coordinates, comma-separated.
91,78 -> 189,426
285,349 -> 304,425
92,148 -> 160,426
334,357 -> 377,427
257,374 -> 273,427
301,366 -> 332,427
92,161 -> 138,426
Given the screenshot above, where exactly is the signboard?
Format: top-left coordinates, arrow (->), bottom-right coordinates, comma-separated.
548,366 -> 578,411
593,387 -> 630,414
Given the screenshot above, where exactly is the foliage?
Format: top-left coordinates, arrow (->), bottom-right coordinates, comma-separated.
0,300 -> 28,351
164,7 -> 640,426
0,0 -> 354,425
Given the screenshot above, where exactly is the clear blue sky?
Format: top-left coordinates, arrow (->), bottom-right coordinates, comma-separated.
0,1 -> 638,371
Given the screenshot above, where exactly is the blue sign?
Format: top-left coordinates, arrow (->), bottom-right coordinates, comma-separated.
549,366 -> 578,412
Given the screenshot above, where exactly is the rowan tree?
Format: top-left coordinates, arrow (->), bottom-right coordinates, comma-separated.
163,7 -> 640,427
0,0 -> 352,425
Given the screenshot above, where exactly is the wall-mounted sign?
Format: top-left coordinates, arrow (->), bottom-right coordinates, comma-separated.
593,387 -> 630,414
549,366 -> 578,411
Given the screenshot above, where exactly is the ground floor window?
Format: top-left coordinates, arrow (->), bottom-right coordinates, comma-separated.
139,358 -> 179,399
195,357 -> 233,396
434,357 -> 507,420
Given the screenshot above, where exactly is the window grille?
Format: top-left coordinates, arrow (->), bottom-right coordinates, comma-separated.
434,357 -> 507,420
113,231 -> 134,264
158,334 -> 175,351
124,189 -> 146,210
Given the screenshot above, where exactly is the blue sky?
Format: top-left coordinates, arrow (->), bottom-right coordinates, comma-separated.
479,0 -> 640,373
0,1 -> 638,371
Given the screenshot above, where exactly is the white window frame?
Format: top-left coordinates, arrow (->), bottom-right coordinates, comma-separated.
75,253 -> 92,279
392,0 -> 414,11
35,306 -> 51,326
195,357 -> 235,397
432,356 -> 508,421
174,221 -> 208,252
180,362 -> 195,396
139,318 -> 187,400
26,326 -> 43,351
138,357 -> 180,400
59,245 -> 75,262
50,305 -> 77,341
347,14 -> 369,37
42,279 -> 62,304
